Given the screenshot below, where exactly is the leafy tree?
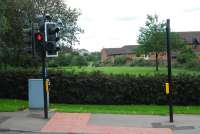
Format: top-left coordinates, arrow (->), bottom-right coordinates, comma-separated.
176,47 -> 197,64
0,0 -> 83,68
137,14 -> 185,71
71,55 -> 88,67
48,53 -> 73,67
0,0 -> 29,67
85,52 -> 101,66
32,0 -> 83,46
0,1 -> 10,36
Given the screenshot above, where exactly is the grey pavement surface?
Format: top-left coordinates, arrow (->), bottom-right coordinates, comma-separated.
89,114 -> 200,134
0,110 -> 200,134
0,109 -> 55,133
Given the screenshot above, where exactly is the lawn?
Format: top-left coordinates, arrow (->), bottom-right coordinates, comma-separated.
50,104 -> 200,115
0,99 -> 200,115
0,99 -> 28,112
52,66 -> 199,75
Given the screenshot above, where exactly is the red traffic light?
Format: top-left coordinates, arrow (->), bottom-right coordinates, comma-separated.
35,33 -> 43,41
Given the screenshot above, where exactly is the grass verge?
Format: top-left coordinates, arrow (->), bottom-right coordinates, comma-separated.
0,99 -> 200,115
50,104 -> 200,115
0,99 -> 28,112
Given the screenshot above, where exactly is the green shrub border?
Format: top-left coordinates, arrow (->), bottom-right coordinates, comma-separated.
0,69 -> 200,105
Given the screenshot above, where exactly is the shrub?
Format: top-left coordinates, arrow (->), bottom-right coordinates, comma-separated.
1,69 -> 200,105
48,54 -> 73,67
114,56 -> 127,65
71,55 -> 88,67
176,48 -> 197,64
130,59 -> 152,66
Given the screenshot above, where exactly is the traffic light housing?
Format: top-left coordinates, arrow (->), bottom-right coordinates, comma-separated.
45,22 -> 60,57
23,27 -> 32,45
35,32 -> 44,55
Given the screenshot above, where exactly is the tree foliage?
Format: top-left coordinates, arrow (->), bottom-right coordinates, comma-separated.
137,14 -> 185,70
137,14 -> 166,53
137,14 -> 185,54
32,0 -> 83,46
176,47 -> 197,64
0,0 -> 83,68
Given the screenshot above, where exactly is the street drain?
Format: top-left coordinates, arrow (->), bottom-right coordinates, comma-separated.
152,122 -> 195,130
173,126 -> 195,130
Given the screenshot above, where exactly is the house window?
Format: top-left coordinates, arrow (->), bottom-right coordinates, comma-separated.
144,54 -> 149,60
192,38 -> 198,49
172,56 -> 176,59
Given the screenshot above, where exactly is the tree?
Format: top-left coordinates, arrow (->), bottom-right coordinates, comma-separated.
0,1 -> 10,36
176,47 -> 197,64
137,14 -> 185,71
71,55 -> 88,67
32,0 -> 83,46
0,0 -> 83,68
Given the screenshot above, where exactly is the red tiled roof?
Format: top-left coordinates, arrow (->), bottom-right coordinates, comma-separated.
102,45 -> 138,56
177,31 -> 200,44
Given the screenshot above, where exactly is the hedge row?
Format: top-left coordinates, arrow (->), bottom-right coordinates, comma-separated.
0,69 -> 200,105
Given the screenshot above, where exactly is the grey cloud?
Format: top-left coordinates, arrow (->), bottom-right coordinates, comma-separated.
115,16 -> 138,21
184,8 -> 200,12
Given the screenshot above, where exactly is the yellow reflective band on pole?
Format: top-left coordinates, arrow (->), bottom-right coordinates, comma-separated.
45,79 -> 49,93
165,83 -> 169,95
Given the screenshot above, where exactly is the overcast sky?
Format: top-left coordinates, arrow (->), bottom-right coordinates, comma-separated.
64,0 -> 200,52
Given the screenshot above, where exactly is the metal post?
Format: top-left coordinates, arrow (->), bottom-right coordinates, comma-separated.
42,20 -> 48,119
166,19 -> 173,123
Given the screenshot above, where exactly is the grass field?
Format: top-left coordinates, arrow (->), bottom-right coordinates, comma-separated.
51,104 -> 200,115
1,99 -> 200,115
51,66 -> 200,75
0,99 -> 27,112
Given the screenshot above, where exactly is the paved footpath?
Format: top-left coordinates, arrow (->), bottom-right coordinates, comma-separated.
1,110 -> 200,134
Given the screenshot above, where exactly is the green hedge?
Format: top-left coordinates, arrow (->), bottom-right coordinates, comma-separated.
0,69 -> 200,105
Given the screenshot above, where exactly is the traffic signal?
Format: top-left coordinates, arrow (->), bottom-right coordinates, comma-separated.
23,27 -> 32,44
23,27 -> 33,54
35,32 -> 44,55
23,27 -> 32,46
45,22 -> 60,57
35,33 -> 44,41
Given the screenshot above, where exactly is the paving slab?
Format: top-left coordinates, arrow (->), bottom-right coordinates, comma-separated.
41,113 -> 172,134
89,114 -> 167,127
0,109 -> 54,132
89,114 -> 200,134
1,110 -> 200,134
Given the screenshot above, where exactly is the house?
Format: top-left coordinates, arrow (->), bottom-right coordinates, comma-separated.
178,31 -> 200,50
101,45 -> 140,64
101,31 -> 200,64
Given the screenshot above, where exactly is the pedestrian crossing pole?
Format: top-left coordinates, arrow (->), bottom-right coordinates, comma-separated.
166,19 -> 173,123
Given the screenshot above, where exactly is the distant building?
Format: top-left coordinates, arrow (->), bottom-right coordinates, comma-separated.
101,45 -> 141,64
101,31 -> 200,65
178,31 -> 200,54
147,31 -> 200,62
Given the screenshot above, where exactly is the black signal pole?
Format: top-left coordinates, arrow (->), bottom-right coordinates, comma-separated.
166,19 -> 173,123
42,20 -> 48,119
42,44 -> 48,119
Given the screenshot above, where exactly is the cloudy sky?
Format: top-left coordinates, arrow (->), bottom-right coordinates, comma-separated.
64,0 -> 200,52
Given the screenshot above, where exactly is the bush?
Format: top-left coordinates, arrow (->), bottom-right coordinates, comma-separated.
1,69 -> 200,105
48,54 -> 73,67
130,59 -> 152,66
71,55 -> 88,67
176,48 -> 197,64
114,56 -> 127,65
